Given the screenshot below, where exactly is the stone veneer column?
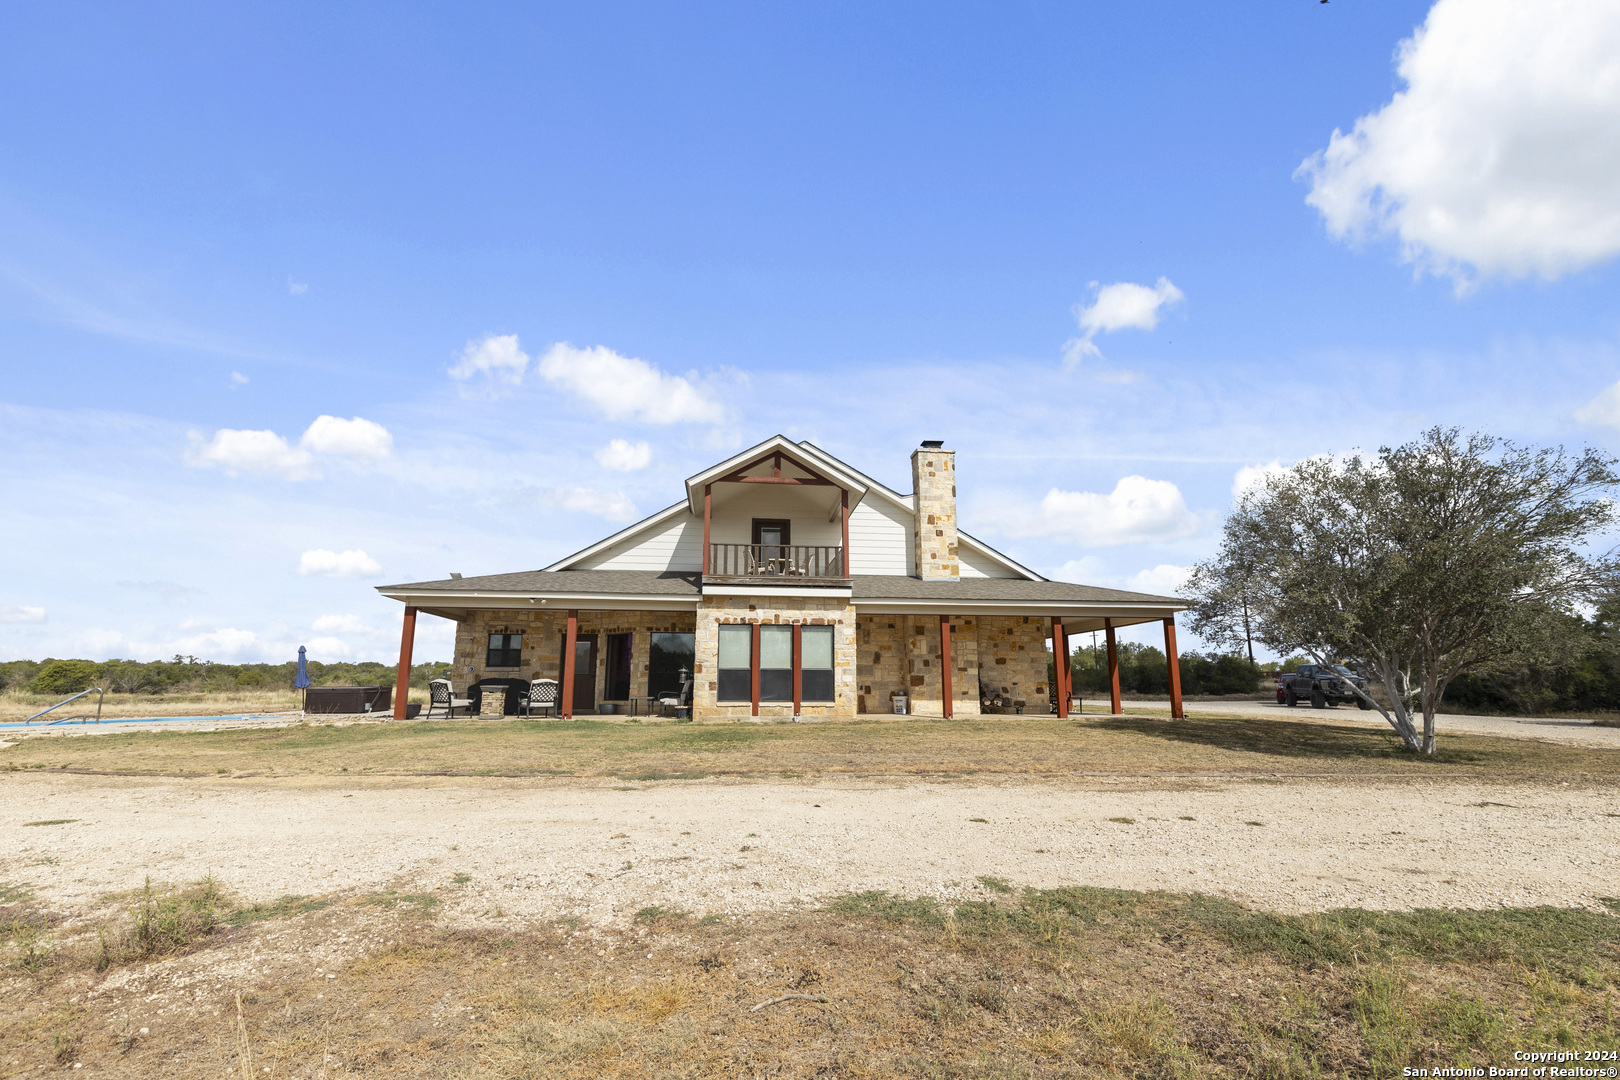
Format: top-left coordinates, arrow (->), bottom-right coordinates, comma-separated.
911,444 -> 959,579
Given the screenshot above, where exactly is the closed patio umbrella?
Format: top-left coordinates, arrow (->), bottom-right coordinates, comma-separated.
294,645 -> 311,713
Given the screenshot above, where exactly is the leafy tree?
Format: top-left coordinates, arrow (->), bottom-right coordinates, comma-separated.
30,659 -> 101,696
1186,428 -> 1619,754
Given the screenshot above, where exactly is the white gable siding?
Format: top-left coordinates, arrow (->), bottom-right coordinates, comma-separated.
848,497 -> 914,576
574,512 -> 703,572
958,541 -> 1021,578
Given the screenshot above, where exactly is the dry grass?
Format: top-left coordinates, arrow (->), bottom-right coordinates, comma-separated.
0,685 -> 435,722
7,710 -> 1620,783
4,876 -> 1617,1077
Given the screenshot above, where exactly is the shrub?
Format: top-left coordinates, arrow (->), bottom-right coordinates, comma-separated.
29,660 -> 100,696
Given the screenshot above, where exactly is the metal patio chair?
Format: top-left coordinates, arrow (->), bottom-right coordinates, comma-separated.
427,679 -> 472,719
520,678 -> 559,719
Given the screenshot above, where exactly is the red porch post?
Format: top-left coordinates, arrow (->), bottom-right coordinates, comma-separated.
792,623 -> 802,717
1164,617 -> 1184,719
1105,619 -> 1122,715
939,615 -> 953,719
840,488 -> 850,577
1051,617 -> 1069,718
750,622 -> 761,717
702,484 -> 712,576
392,606 -> 417,721
561,609 -> 578,720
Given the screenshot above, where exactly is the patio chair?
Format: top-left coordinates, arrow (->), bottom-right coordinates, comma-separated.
520,679 -> 559,719
656,669 -> 693,718
427,679 -> 472,719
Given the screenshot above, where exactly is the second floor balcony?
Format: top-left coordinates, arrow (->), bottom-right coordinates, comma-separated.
705,543 -> 847,584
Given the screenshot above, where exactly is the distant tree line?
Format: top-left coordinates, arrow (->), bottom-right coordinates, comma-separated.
1057,643 -> 1265,698
0,656 -> 454,697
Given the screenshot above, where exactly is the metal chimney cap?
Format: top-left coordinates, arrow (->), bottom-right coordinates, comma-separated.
449,572 -> 463,579
920,439 -> 945,449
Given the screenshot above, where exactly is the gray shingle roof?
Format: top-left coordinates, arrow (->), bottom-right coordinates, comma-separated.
378,570 -> 701,595
380,570 -> 1181,607
851,576 -> 1183,605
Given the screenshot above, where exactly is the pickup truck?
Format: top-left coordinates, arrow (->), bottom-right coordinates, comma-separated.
1276,663 -> 1371,709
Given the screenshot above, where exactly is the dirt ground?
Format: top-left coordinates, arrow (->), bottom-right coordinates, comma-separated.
7,772 -> 1618,926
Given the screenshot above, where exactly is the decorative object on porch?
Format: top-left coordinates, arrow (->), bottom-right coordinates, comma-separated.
520,678 -> 559,718
426,679 -> 472,719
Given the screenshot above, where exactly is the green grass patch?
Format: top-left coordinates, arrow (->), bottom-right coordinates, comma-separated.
976,876 -> 1013,895
21,819 -> 78,827
1107,816 -> 1135,825
224,895 -> 333,927
359,890 -> 440,915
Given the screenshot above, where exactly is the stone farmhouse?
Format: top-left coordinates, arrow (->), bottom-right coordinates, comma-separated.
378,436 -> 1187,721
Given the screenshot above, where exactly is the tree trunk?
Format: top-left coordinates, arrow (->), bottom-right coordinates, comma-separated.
1365,656 -> 1423,752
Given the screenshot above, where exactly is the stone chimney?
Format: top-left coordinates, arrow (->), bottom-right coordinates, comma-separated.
911,440 -> 959,579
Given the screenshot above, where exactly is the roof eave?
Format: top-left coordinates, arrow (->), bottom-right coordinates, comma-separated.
683,434 -> 870,514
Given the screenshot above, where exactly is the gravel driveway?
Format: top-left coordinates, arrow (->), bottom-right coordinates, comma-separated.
6,773 -> 1617,926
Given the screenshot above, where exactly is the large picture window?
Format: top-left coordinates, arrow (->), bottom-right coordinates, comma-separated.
801,626 -> 834,702
759,625 -> 793,702
486,632 -> 522,668
649,632 -> 695,700
717,624 -> 752,702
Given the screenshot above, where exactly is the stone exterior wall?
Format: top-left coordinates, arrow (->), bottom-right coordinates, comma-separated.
694,594 -> 856,719
911,446 -> 960,579
448,605 -> 1049,718
856,615 -> 982,717
974,616 -> 1050,710
451,608 -> 696,708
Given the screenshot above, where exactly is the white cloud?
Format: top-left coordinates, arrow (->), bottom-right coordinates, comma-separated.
1007,476 -> 1200,547
304,635 -> 354,659
288,277 -> 309,296
172,626 -> 260,659
1064,278 -> 1184,365
186,416 -> 393,479
0,605 -> 46,624
297,549 -> 384,579
1123,564 -> 1190,597
299,415 -> 394,462
1232,460 -> 1288,499
230,371 -> 249,388
537,487 -> 639,522
311,614 -> 372,634
185,428 -> 317,479
1574,381 -> 1620,429
449,334 -> 529,390
537,343 -> 726,423
1298,0 -> 1620,286
595,438 -> 653,471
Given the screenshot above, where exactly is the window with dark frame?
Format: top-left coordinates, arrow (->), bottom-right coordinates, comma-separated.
717,624 -> 752,702
486,632 -> 523,668
649,633 -> 695,699
801,626 -> 834,702
759,625 -> 792,702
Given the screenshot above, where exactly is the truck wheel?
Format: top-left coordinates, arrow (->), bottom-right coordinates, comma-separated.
1358,698 -> 1372,710
1310,687 -> 1326,708
1284,688 -> 1298,707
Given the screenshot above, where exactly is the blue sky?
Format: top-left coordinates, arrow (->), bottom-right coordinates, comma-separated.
3,0 -> 1618,663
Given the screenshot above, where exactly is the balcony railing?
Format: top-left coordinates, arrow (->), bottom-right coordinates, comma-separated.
706,544 -> 846,582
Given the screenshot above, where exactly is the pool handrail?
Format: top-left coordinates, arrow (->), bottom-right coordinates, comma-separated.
23,686 -> 105,725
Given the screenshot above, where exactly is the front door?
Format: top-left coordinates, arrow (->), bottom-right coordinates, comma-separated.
561,633 -> 598,712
